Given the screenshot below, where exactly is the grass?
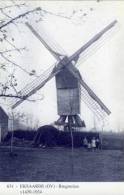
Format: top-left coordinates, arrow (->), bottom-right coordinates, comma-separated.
101,132 -> 124,150
0,147 -> 124,182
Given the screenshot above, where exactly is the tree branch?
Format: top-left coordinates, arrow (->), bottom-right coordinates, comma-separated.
0,3 -> 25,10
0,7 -> 41,30
0,93 -> 44,103
0,52 -> 37,76
0,47 -> 26,54
0,9 -> 12,19
0,93 -> 26,99
4,38 -> 24,54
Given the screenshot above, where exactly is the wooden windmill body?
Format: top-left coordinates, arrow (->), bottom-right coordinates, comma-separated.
56,62 -> 80,116
55,57 -> 84,127
10,20 -> 117,130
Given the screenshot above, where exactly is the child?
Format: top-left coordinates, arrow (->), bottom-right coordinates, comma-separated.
96,138 -> 100,149
87,141 -> 91,151
91,137 -> 96,151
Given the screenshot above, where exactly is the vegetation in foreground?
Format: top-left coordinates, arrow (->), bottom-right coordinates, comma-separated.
2,126 -> 124,150
0,147 -> 124,182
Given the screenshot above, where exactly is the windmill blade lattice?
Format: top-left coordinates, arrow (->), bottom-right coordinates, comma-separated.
80,85 -> 107,120
8,19 -> 117,129
66,63 -> 111,115
26,22 -> 67,60
76,22 -> 119,68
9,62 -> 59,109
69,20 -> 117,62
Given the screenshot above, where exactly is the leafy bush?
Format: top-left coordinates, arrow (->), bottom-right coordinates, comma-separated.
3,126 -> 124,150
3,129 -> 36,142
56,131 -> 99,147
3,126 -> 99,148
33,125 -> 59,147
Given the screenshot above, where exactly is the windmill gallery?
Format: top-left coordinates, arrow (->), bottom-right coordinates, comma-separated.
1,20 -> 117,148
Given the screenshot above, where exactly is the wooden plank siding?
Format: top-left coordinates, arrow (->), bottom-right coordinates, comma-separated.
55,68 -> 78,89
55,63 -> 81,116
57,88 -> 80,115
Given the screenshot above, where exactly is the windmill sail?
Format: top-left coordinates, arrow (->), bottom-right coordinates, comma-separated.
63,21 -> 117,116
11,20 -> 117,119
80,86 -> 107,120
69,20 -> 117,62
26,22 -> 66,60
67,63 -> 111,115
80,77 -> 111,115
11,63 -> 61,109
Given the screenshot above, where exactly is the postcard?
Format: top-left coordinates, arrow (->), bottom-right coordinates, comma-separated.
0,0 -> 124,195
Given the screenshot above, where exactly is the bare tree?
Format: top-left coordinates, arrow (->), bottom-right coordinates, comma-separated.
0,2 -> 43,100
0,1 -> 94,102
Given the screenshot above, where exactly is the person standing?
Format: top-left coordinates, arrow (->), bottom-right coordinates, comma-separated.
96,138 -> 100,149
83,137 -> 88,149
91,137 -> 96,151
87,141 -> 92,151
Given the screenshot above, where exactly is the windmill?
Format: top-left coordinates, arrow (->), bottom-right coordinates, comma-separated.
10,20 -> 117,130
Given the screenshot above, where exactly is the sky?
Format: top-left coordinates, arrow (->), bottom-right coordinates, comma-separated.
0,1 -> 124,131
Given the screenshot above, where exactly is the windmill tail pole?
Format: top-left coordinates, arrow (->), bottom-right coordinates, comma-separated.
68,116 -> 74,176
70,20 -> 117,61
